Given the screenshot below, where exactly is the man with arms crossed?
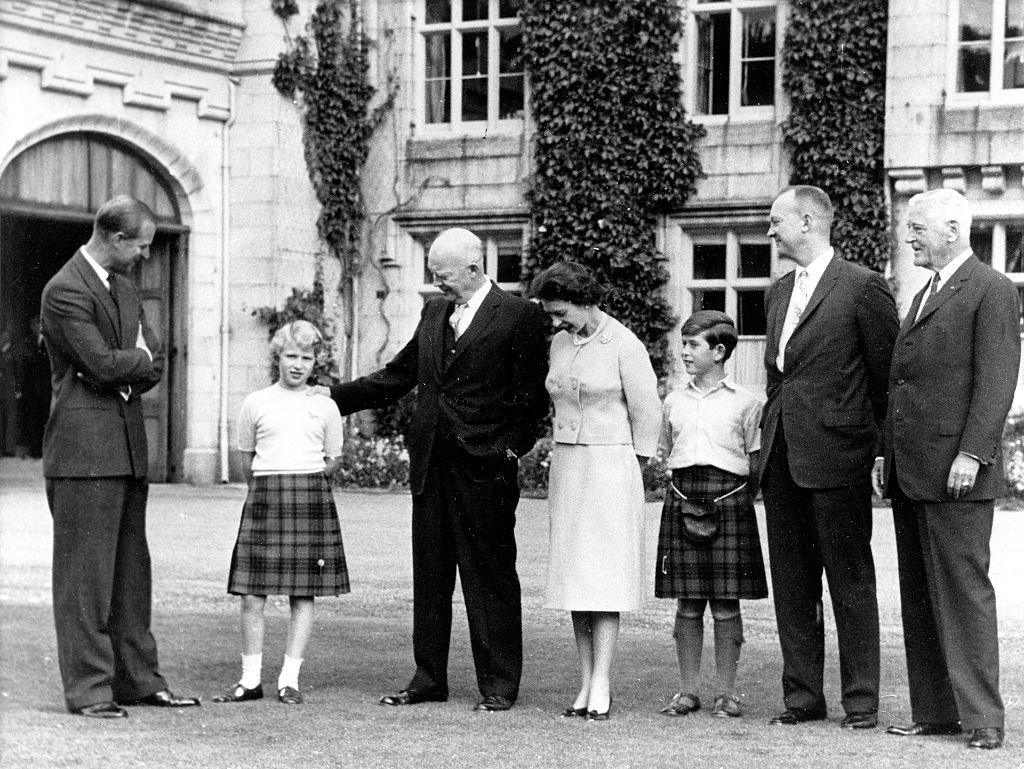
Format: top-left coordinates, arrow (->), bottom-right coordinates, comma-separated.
41,196 -> 199,718
874,188 -> 1018,750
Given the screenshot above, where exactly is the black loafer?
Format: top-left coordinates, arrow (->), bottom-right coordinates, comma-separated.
379,688 -> 448,706
70,701 -> 128,719
211,683 -> 263,703
841,711 -> 878,729
885,721 -> 960,736
968,727 -> 1004,750
473,694 -> 513,712
770,707 -> 827,725
123,689 -> 200,708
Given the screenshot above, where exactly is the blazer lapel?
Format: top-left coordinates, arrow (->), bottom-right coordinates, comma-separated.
446,284 -> 501,367
766,274 -> 794,364
793,258 -> 840,332
913,255 -> 977,326
73,251 -> 122,346
902,283 -> 928,334
430,301 -> 450,377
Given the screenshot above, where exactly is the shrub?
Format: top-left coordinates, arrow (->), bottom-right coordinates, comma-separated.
331,434 -> 410,490
1003,411 -> 1024,497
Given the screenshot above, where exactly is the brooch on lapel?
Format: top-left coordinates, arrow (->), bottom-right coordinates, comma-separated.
599,332 -> 612,344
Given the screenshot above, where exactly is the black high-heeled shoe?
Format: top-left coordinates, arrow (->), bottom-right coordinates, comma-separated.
561,705 -> 588,717
586,695 -> 613,721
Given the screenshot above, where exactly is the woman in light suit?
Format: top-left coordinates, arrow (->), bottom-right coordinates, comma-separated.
531,262 -> 662,721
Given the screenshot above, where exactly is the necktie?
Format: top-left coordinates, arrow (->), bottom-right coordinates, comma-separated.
449,303 -> 467,340
776,269 -> 810,372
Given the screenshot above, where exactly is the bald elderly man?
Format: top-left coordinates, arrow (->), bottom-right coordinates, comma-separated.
324,228 -> 548,711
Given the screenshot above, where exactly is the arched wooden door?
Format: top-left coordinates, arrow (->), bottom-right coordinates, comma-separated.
0,133 -> 188,481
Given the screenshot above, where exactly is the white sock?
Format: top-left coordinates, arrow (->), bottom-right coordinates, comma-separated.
240,653 -> 262,689
277,655 -> 303,691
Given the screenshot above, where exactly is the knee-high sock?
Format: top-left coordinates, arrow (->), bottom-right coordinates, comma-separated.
713,614 -> 744,696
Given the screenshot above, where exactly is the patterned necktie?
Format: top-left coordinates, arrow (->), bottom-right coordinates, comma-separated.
449,303 -> 467,340
776,269 -> 810,373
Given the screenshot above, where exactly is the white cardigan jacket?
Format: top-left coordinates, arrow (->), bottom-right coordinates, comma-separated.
546,314 -> 662,455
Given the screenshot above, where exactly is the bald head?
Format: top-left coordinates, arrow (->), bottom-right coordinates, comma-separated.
427,227 -> 488,304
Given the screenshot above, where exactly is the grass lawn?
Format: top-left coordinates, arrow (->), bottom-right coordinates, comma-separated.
1,458 -> 1022,768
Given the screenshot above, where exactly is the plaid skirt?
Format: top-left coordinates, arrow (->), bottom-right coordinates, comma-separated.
228,472 -> 350,597
654,465 -> 767,600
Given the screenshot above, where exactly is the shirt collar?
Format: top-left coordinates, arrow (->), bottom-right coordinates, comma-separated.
801,247 -> 834,281
936,248 -> 973,285
460,278 -> 492,311
684,373 -> 736,395
80,246 -> 110,288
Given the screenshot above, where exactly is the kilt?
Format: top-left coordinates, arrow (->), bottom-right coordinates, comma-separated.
654,465 -> 767,600
228,472 -> 350,597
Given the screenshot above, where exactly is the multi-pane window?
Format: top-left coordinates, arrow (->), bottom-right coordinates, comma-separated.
421,0 -> 524,128
691,0 -> 776,116
418,229 -> 525,295
956,0 -> 1024,92
684,230 -> 773,336
971,220 -> 1024,316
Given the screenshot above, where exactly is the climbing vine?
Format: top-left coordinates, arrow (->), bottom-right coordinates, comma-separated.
782,0 -> 891,271
520,0 -> 705,376
262,0 -> 395,379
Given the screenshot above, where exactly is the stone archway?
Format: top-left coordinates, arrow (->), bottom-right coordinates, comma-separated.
0,118 -> 212,480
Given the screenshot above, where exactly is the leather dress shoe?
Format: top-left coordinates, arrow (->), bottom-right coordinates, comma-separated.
560,705 -> 588,717
885,721 -> 960,737
712,694 -> 742,718
71,701 -> 128,719
379,688 -> 448,706
770,707 -> 827,725
660,692 -> 700,717
968,727 -> 1004,749
278,686 -> 303,705
211,683 -> 264,703
123,689 -> 200,708
841,711 -> 878,729
473,694 -> 514,712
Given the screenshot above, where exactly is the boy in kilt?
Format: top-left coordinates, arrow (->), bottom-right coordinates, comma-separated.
655,311 -> 767,719
214,320 -> 348,706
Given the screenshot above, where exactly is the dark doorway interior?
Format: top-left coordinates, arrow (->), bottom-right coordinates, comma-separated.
0,213 -> 182,478
0,214 -> 92,458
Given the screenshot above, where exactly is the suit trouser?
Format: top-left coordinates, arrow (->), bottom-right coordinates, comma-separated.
46,476 -> 166,710
891,473 -> 1003,730
761,427 -> 880,714
408,447 -> 522,700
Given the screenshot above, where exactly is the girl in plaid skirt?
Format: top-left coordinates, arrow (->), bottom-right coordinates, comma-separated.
213,320 -> 348,706
655,311 -> 767,719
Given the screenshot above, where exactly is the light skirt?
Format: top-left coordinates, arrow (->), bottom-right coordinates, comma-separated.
545,443 -> 646,611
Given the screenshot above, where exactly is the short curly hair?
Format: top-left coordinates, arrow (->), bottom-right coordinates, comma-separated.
529,261 -> 604,305
270,320 -> 325,360
679,310 -> 738,362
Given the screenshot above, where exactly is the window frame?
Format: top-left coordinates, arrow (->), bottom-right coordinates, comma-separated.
948,0 -> 1024,103
414,0 -> 527,136
686,0 -> 780,123
679,226 -> 777,339
408,223 -> 527,298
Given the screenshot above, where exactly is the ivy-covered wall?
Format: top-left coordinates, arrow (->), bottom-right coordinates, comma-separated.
781,0 -> 890,271
520,0 -> 706,375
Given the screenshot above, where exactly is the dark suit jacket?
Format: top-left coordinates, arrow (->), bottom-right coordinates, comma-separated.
330,284 -> 549,495
40,250 -> 163,479
883,254 -> 1020,501
761,256 -> 898,488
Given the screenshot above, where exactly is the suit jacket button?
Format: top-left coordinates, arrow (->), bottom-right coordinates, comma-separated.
897,378 -> 905,385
